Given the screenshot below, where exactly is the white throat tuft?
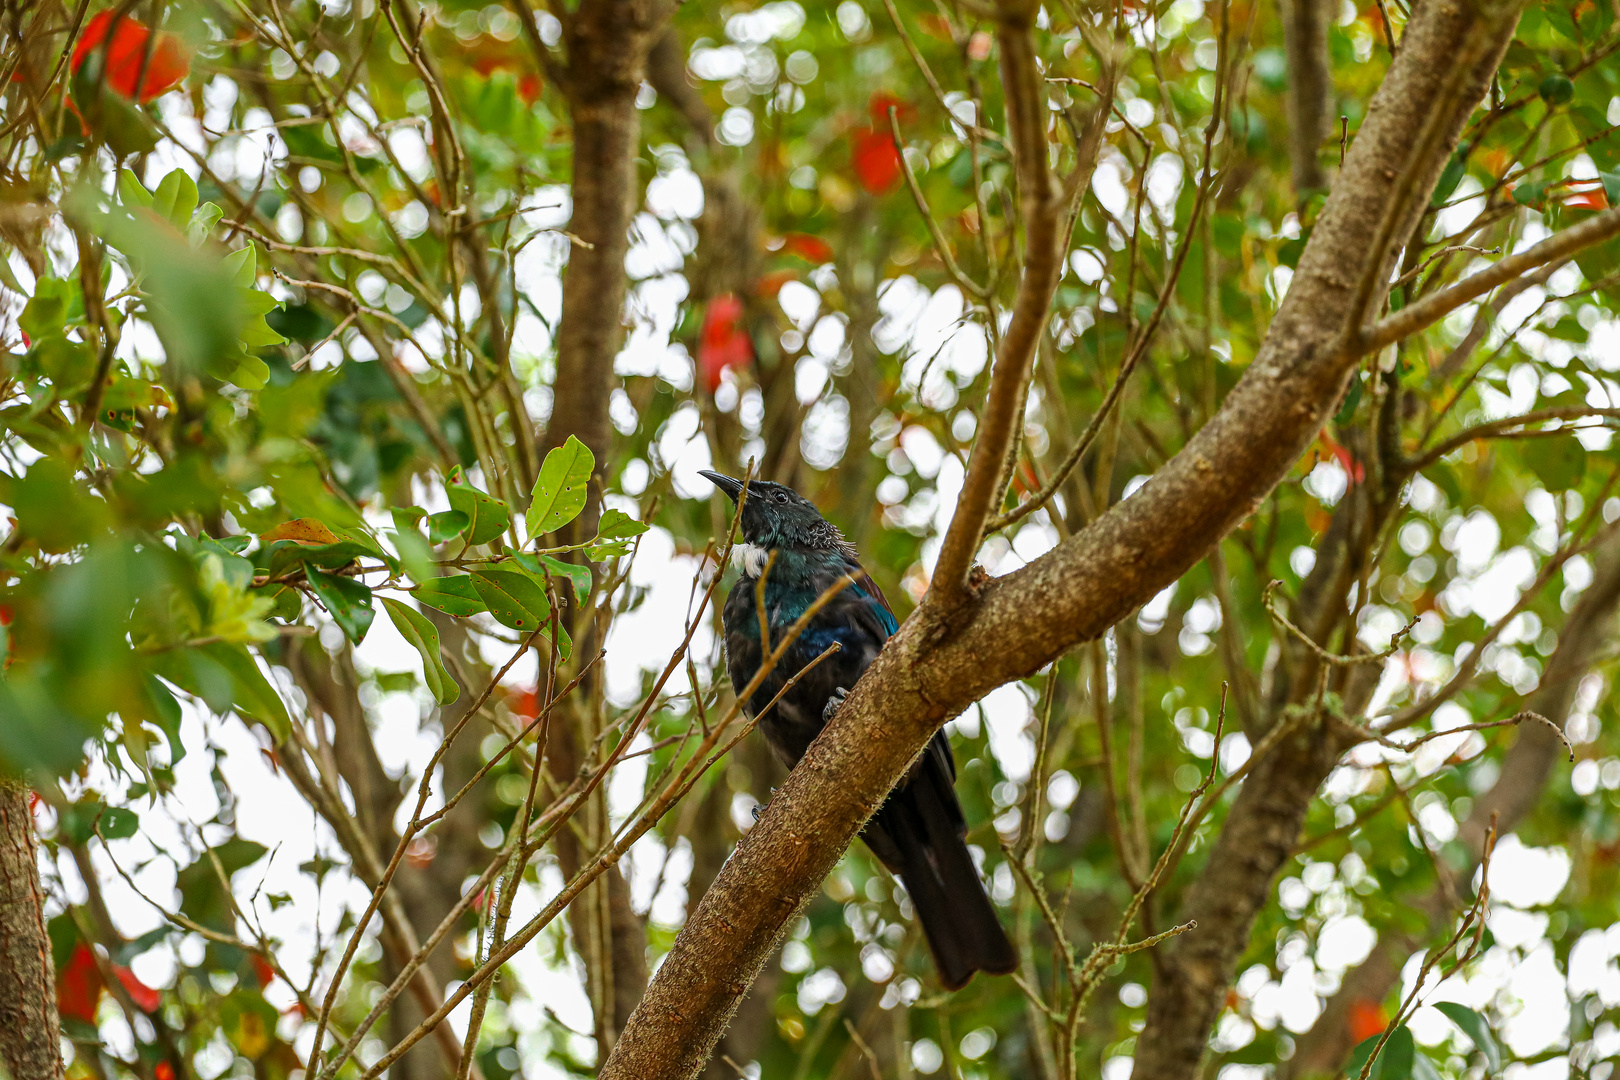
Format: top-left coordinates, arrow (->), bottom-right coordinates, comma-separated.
735,542 -> 772,578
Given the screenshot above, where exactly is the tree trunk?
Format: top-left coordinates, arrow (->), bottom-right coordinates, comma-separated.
1281,0 -> 1333,195
0,778 -> 64,1080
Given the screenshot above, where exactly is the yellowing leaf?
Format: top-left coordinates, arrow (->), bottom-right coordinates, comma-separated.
260,518 -> 340,546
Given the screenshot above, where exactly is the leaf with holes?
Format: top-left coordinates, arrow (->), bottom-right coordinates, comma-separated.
527,435 -> 594,538
413,575 -> 487,617
448,478 -> 511,546
512,553 -> 591,605
472,569 -> 551,632
381,598 -> 459,705
306,569 -> 375,644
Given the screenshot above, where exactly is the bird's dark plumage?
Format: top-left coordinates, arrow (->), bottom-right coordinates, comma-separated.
701,469 -> 1017,991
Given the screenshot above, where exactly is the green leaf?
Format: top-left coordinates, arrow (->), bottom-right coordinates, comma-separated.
1512,181 -> 1547,207
381,598 -> 460,705
188,201 -> 224,244
152,169 -> 199,229
1335,376 -> 1364,425
413,575 -> 487,617
472,569 -> 551,631
1409,1052 -> 1443,1080
527,434 -> 595,537
306,569 -> 375,644
428,510 -> 470,544
595,508 -> 648,541
391,506 -> 426,531
230,356 -> 271,390
117,168 -> 152,209
1373,1026 -> 1415,1080
100,806 -> 139,840
59,800 -> 104,845
204,643 -> 290,740
223,245 -> 257,289
1434,1003 -> 1502,1074
143,674 -> 185,763
1430,153 -> 1466,208
513,553 -> 591,604
1522,435 -> 1586,490
447,477 -> 512,546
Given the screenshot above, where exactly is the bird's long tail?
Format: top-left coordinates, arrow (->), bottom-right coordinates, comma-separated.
883,769 -> 1018,990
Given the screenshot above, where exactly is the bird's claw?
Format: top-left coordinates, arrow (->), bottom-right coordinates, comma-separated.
750,787 -> 777,822
822,686 -> 849,723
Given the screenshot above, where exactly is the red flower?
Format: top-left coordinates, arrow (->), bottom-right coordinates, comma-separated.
252,955 -> 276,988
155,1063 -> 176,1080
1348,999 -> 1388,1043
57,943 -> 104,1024
853,130 -> 903,195
780,233 -> 834,264
518,73 -> 542,104
71,11 -> 189,103
114,966 -> 161,1012
697,293 -> 754,393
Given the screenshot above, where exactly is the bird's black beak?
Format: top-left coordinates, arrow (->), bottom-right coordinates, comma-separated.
698,470 -> 744,503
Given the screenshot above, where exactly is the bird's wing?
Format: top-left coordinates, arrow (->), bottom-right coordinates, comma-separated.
844,559 -> 899,638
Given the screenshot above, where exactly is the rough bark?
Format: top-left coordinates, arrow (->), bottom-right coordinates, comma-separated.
598,1 -> 1525,1075
1283,532 -> 1620,1079
545,1 -> 670,493
0,778 -> 63,1080
1280,0 -> 1333,194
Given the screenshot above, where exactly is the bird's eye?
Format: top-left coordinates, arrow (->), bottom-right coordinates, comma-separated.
774,491 -> 789,504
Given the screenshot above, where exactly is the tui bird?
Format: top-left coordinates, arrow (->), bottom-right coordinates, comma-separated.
699,470 -> 1018,991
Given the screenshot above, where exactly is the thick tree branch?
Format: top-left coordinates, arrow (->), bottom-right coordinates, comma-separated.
600,2 -> 1525,1077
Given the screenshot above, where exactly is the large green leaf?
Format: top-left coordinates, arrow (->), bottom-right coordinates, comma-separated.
1434,1003 -> 1502,1074
512,552 -> 592,605
150,642 -> 292,741
472,569 -> 551,632
307,569 -> 375,644
1522,434 -> 1586,490
100,806 -> 140,840
381,598 -> 460,705
413,575 -> 487,617
448,476 -> 512,546
527,435 -> 594,538
152,168 -> 199,229
1374,1026 -> 1415,1080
